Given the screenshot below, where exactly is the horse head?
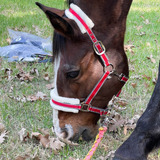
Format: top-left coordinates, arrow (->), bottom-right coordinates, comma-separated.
36,0 -> 132,142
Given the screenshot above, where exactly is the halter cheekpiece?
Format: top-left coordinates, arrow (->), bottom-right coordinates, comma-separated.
50,3 -> 128,116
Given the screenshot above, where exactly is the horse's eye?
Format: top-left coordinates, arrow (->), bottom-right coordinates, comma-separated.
66,70 -> 80,79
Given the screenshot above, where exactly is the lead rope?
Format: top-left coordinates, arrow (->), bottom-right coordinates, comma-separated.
83,126 -> 107,160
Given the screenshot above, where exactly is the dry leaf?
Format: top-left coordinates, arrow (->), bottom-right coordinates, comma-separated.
36,92 -> 47,100
0,123 -> 5,132
109,118 -> 126,132
8,96 -> 26,103
152,77 -> 157,85
136,25 -> 143,31
0,131 -> 8,144
124,125 -> 128,135
131,83 -> 137,88
31,132 -> 66,151
144,19 -> 150,25
146,42 -> 151,47
16,71 -> 34,82
124,45 -> 135,54
38,128 -> 50,136
27,92 -> 47,102
15,155 -> 30,160
30,68 -> 39,76
46,82 -> 54,90
4,68 -> 13,80
31,132 -> 41,139
18,128 -> 29,142
39,134 -> 50,148
105,150 -> 115,159
117,100 -> 128,107
147,55 -> 156,64
50,137 -> 65,150
136,32 -> 146,36
43,74 -> 50,81
6,38 -> 11,44
144,82 -> 150,88
143,74 -> 151,81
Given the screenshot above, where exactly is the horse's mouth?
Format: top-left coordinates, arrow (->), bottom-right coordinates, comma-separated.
55,125 -> 98,143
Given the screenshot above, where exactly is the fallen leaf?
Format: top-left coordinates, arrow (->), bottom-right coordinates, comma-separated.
108,118 -> 126,132
6,38 -> 11,44
36,92 -> 47,100
124,125 -> 128,135
31,132 -> 41,139
144,82 -> 150,88
147,55 -> 156,64
152,77 -> 157,85
136,32 -> 146,36
4,68 -> 13,80
9,86 -> 14,93
18,128 -> 29,142
105,150 -> 115,159
0,123 -> 5,132
30,68 -> 39,76
46,82 -> 54,90
0,131 -> 8,144
15,155 -> 30,160
131,83 -> 137,88
31,132 -> 66,151
38,128 -> 50,136
144,19 -> 150,25
8,96 -> 26,103
27,92 -> 48,102
16,71 -> 34,82
117,100 -> 128,107
146,42 -> 151,47
39,134 -> 50,148
50,137 -> 65,150
43,73 -> 50,81
136,25 -> 143,31
124,44 -> 135,54
143,74 -> 151,81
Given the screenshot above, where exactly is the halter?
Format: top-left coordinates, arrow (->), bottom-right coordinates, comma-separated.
50,3 -> 128,116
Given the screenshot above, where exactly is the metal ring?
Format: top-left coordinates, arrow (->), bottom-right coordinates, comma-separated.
104,63 -> 114,73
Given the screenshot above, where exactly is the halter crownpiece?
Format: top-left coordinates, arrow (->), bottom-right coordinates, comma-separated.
65,3 -> 94,34
50,3 -> 128,116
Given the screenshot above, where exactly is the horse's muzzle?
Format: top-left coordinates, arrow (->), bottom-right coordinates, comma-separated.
58,125 -> 98,142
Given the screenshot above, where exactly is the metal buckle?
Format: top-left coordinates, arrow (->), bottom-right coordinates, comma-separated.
93,41 -> 106,55
103,63 -> 114,73
81,102 -> 90,112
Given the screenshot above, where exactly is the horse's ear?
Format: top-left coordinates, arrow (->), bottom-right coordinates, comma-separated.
36,2 -> 74,38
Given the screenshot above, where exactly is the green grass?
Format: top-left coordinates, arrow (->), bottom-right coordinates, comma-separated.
0,0 -> 160,159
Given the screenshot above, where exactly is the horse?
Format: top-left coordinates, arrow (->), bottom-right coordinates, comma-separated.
36,0 -> 132,142
113,63 -> 160,160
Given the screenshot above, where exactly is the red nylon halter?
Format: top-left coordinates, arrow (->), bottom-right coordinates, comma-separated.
51,6 -> 128,116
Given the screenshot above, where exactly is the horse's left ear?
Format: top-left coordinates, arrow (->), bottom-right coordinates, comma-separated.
36,2 -> 74,38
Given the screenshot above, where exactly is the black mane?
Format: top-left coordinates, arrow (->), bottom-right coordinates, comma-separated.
53,32 -> 66,59
68,0 -> 75,5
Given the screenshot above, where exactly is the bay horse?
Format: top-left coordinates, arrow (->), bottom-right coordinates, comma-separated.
113,63 -> 160,160
36,0 -> 132,142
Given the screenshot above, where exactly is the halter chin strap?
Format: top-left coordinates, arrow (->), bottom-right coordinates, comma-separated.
50,3 -> 128,116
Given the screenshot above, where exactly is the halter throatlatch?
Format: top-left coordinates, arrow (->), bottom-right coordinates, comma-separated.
50,3 -> 128,116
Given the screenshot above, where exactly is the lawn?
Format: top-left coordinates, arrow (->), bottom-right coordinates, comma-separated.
0,0 -> 160,159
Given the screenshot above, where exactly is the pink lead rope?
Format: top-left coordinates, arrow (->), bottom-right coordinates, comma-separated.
83,127 -> 108,160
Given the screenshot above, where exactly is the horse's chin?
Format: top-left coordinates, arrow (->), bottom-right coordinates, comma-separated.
70,125 -> 99,142
56,125 -> 99,142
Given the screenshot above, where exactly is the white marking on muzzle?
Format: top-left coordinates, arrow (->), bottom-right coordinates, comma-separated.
51,55 -> 79,139
52,56 -> 61,136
